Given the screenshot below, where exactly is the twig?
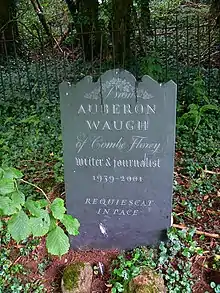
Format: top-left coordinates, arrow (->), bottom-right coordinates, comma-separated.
173,171 -> 188,179
207,209 -> 220,215
204,165 -> 220,175
173,224 -> 220,239
52,37 -> 63,53
203,169 -> 220,175
175,212 -> 185,216
54,25 -> 71,49
8,256 -> 22,269
20,179 -> 50,203
201,51 -> 220,63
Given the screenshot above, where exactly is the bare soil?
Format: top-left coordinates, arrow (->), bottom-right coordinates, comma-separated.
16,236 -> 219,293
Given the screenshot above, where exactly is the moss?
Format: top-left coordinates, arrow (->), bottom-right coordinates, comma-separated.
129,282 -> 160,293
127,269 -> 165,293
62,262 -> 85,291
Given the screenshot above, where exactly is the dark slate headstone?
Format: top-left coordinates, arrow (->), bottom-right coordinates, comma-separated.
59,69 -> 177,250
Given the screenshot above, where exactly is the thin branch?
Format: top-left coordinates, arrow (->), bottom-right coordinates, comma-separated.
29,0 -> 63,53
173,171 -> 188,179
173,224 -> 220,239
203,169 -> 220,175
8,256 -> 22,268
65,0 -> 77,20
207,209 -> 220,215
30,0 -> 52,38
54,25 -> 71,49
17,21 -> 38,38
20,179 -> 51,203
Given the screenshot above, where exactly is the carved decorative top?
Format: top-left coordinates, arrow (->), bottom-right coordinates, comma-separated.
84,76 -> 154,100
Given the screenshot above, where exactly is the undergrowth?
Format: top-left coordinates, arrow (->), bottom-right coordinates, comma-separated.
110,228 -> 204,293
0,228 -> 46,293
0,46 -> 219,293
0,167 -> 80,257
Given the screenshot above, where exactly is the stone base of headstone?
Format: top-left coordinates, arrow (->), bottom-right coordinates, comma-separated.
70,229 -> 168,250
126,268 -> 166,293
61,262 -> 93,293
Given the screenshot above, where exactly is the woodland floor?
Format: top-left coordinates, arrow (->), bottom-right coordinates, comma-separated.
8,159 -> 219,293
1,46 -> 219,291
1,112 -> 219,293
16,246 -> 220,293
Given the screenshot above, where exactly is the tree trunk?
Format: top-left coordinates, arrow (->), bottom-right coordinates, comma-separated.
76,0 -> 100,60
65,0 -> 77,20
111,0 -> 133,65
140,0 -> 150,31
210,0 -> 220,26
30,0 -> 53,41
0,0 -> 19,54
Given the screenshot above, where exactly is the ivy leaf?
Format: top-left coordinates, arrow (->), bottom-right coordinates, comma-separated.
114,282 -> 124,292
30,210 -> 50,237
61,215 -> 80,236
46,226 -> 70,256
20,114 -> 40,125
0,178 -> 15,195
2,167 -> 23,179
182,248 -> 191,258
210,282 -> 216,289
0,196 -> 18,215
0,220 -> 3,231
11,191 -> 25,208
7,210 -> 31,242
25,199 -> 42,217
50,198 -> 66,220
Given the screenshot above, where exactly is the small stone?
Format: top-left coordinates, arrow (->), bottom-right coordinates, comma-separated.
127,268 -> 166,293
61,262 -> 93,293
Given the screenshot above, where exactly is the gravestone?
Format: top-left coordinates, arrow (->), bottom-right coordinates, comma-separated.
59,69 -> 177,250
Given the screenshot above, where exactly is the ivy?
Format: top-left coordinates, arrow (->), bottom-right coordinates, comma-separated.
110,228 -> 204,293
0,227 -> 46,293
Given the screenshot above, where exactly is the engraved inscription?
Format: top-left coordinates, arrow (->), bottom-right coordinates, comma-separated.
92,175 -> 144,183
76,135 -> 161,153
74,78 -> 162,215
78,104 -> 156,115
75,154 -> 161,169
60,70 -> 177,248
84,198 -> 154,206
85,120 -> 149,131
85,197 -> 155,216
